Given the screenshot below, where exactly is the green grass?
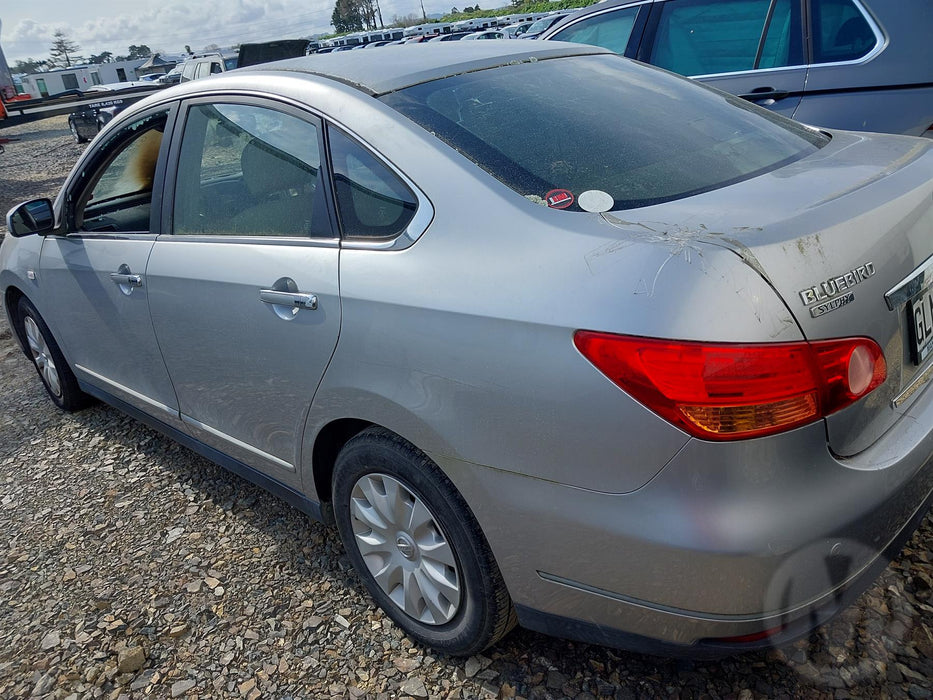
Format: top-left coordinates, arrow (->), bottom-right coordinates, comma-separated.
442,0 -> 593,23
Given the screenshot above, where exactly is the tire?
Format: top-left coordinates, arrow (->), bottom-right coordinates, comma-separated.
68,119 -> 88,144
333,427 -> 516,655
17,297 -> 91,412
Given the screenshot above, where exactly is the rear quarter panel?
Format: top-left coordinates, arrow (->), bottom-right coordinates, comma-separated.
300,93 -> 805,496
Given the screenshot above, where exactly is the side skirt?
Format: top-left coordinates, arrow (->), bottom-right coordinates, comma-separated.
78,381 -> 325,523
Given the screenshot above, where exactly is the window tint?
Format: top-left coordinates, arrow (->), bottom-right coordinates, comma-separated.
758,0 -> 799,68
76,111 -> 167,233
382,55 -> 827,212
329,128 -> 417,239
652,0 -> 800,76
550,7 -> 639,54
174,103 -> 327,237
811,0 -> 876,63
526,15 -> 562,36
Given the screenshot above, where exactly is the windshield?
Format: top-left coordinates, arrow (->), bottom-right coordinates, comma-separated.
527,16 -> 561,33
381,55 -> 828,212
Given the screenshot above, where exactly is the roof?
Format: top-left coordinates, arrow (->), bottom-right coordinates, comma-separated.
246,41 -> 611,96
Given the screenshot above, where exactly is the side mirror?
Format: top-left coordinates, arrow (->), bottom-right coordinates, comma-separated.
6,199 -> 55,237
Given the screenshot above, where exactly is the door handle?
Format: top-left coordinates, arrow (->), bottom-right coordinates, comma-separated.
110,272 -> 142,287
738,87 -> 790,103
259,289 -> 318,310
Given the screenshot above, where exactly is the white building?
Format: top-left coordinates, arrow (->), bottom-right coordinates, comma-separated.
19,59 -> 146,98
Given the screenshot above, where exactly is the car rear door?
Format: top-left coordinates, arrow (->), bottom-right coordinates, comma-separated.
794,0 -> 933,135
638,0 -> 807,119
145,97 -> 340,490
37,104 -> 184,429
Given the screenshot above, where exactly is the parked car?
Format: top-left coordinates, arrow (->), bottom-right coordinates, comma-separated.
428,32 -> 473,41
158,65 -> 184,85
462,30 -> 507,40
501,21 -> 534,38
67,97 -> 131,143
180,52 -> 239,82
518,12 -> 571,38
540,0 -> 933,136
4,42 -> 933,658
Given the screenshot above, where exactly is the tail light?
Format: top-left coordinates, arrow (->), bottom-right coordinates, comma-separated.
573,331 -> 886,441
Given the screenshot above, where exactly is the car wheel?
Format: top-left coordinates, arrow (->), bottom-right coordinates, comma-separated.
69,119 -> 88,144
17,297 -> 90,411
332,427 -> 516,655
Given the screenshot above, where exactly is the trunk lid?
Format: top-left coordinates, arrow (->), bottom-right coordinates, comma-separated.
606,131 -> 933,455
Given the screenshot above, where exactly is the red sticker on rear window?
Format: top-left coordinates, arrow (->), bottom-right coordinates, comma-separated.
545,189 -> 574,209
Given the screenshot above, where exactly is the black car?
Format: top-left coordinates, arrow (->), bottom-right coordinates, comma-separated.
67,98 -> 130,144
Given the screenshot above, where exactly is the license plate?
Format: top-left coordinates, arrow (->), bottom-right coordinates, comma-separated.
908,288 -> 933,364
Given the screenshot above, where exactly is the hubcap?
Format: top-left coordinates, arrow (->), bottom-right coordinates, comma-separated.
23,316 -> 62,398
396,533 -> 416,560
349,473 -> 461,625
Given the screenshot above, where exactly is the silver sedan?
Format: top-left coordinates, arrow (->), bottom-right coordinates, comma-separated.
3,42 -> 933,657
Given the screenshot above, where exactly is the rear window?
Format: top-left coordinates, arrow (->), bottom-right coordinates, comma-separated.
811,0 -> 877,64
381,55 -> 828,212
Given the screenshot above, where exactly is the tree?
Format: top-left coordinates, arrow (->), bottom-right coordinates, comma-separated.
49,30 -> 80,68
332,0 -> 364,33
12,58 -> 47,74
451,7 -> 459,13
89,51 -> 113,64
126,44 -> 152,60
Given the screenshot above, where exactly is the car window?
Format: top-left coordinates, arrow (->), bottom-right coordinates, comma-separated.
549,7 -> 639,55
651,0 -> 801,76
810,0 -> 876,64
382,54 -> 827,212
173,102 -> 327,237
75,110 -> 168,233
328,128 -> 417,239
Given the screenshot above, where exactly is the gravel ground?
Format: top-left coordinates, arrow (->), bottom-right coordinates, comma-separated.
1,116 -> 87,235
1,116 -> 932,700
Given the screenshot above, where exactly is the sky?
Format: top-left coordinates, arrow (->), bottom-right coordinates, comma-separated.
1,0 -> 463,65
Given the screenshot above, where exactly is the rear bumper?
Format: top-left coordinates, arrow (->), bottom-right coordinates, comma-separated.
436,386 -> 933,653
515,482 -> 932,658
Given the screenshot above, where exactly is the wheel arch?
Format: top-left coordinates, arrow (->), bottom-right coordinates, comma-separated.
307,414 -> 471,524
309,417 -> 374,515
3,285 -> 30,355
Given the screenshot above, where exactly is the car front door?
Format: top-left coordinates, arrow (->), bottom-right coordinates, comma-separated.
640,0 -> 807,118
37,105 -> 184,428
146,99 -> 340,490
